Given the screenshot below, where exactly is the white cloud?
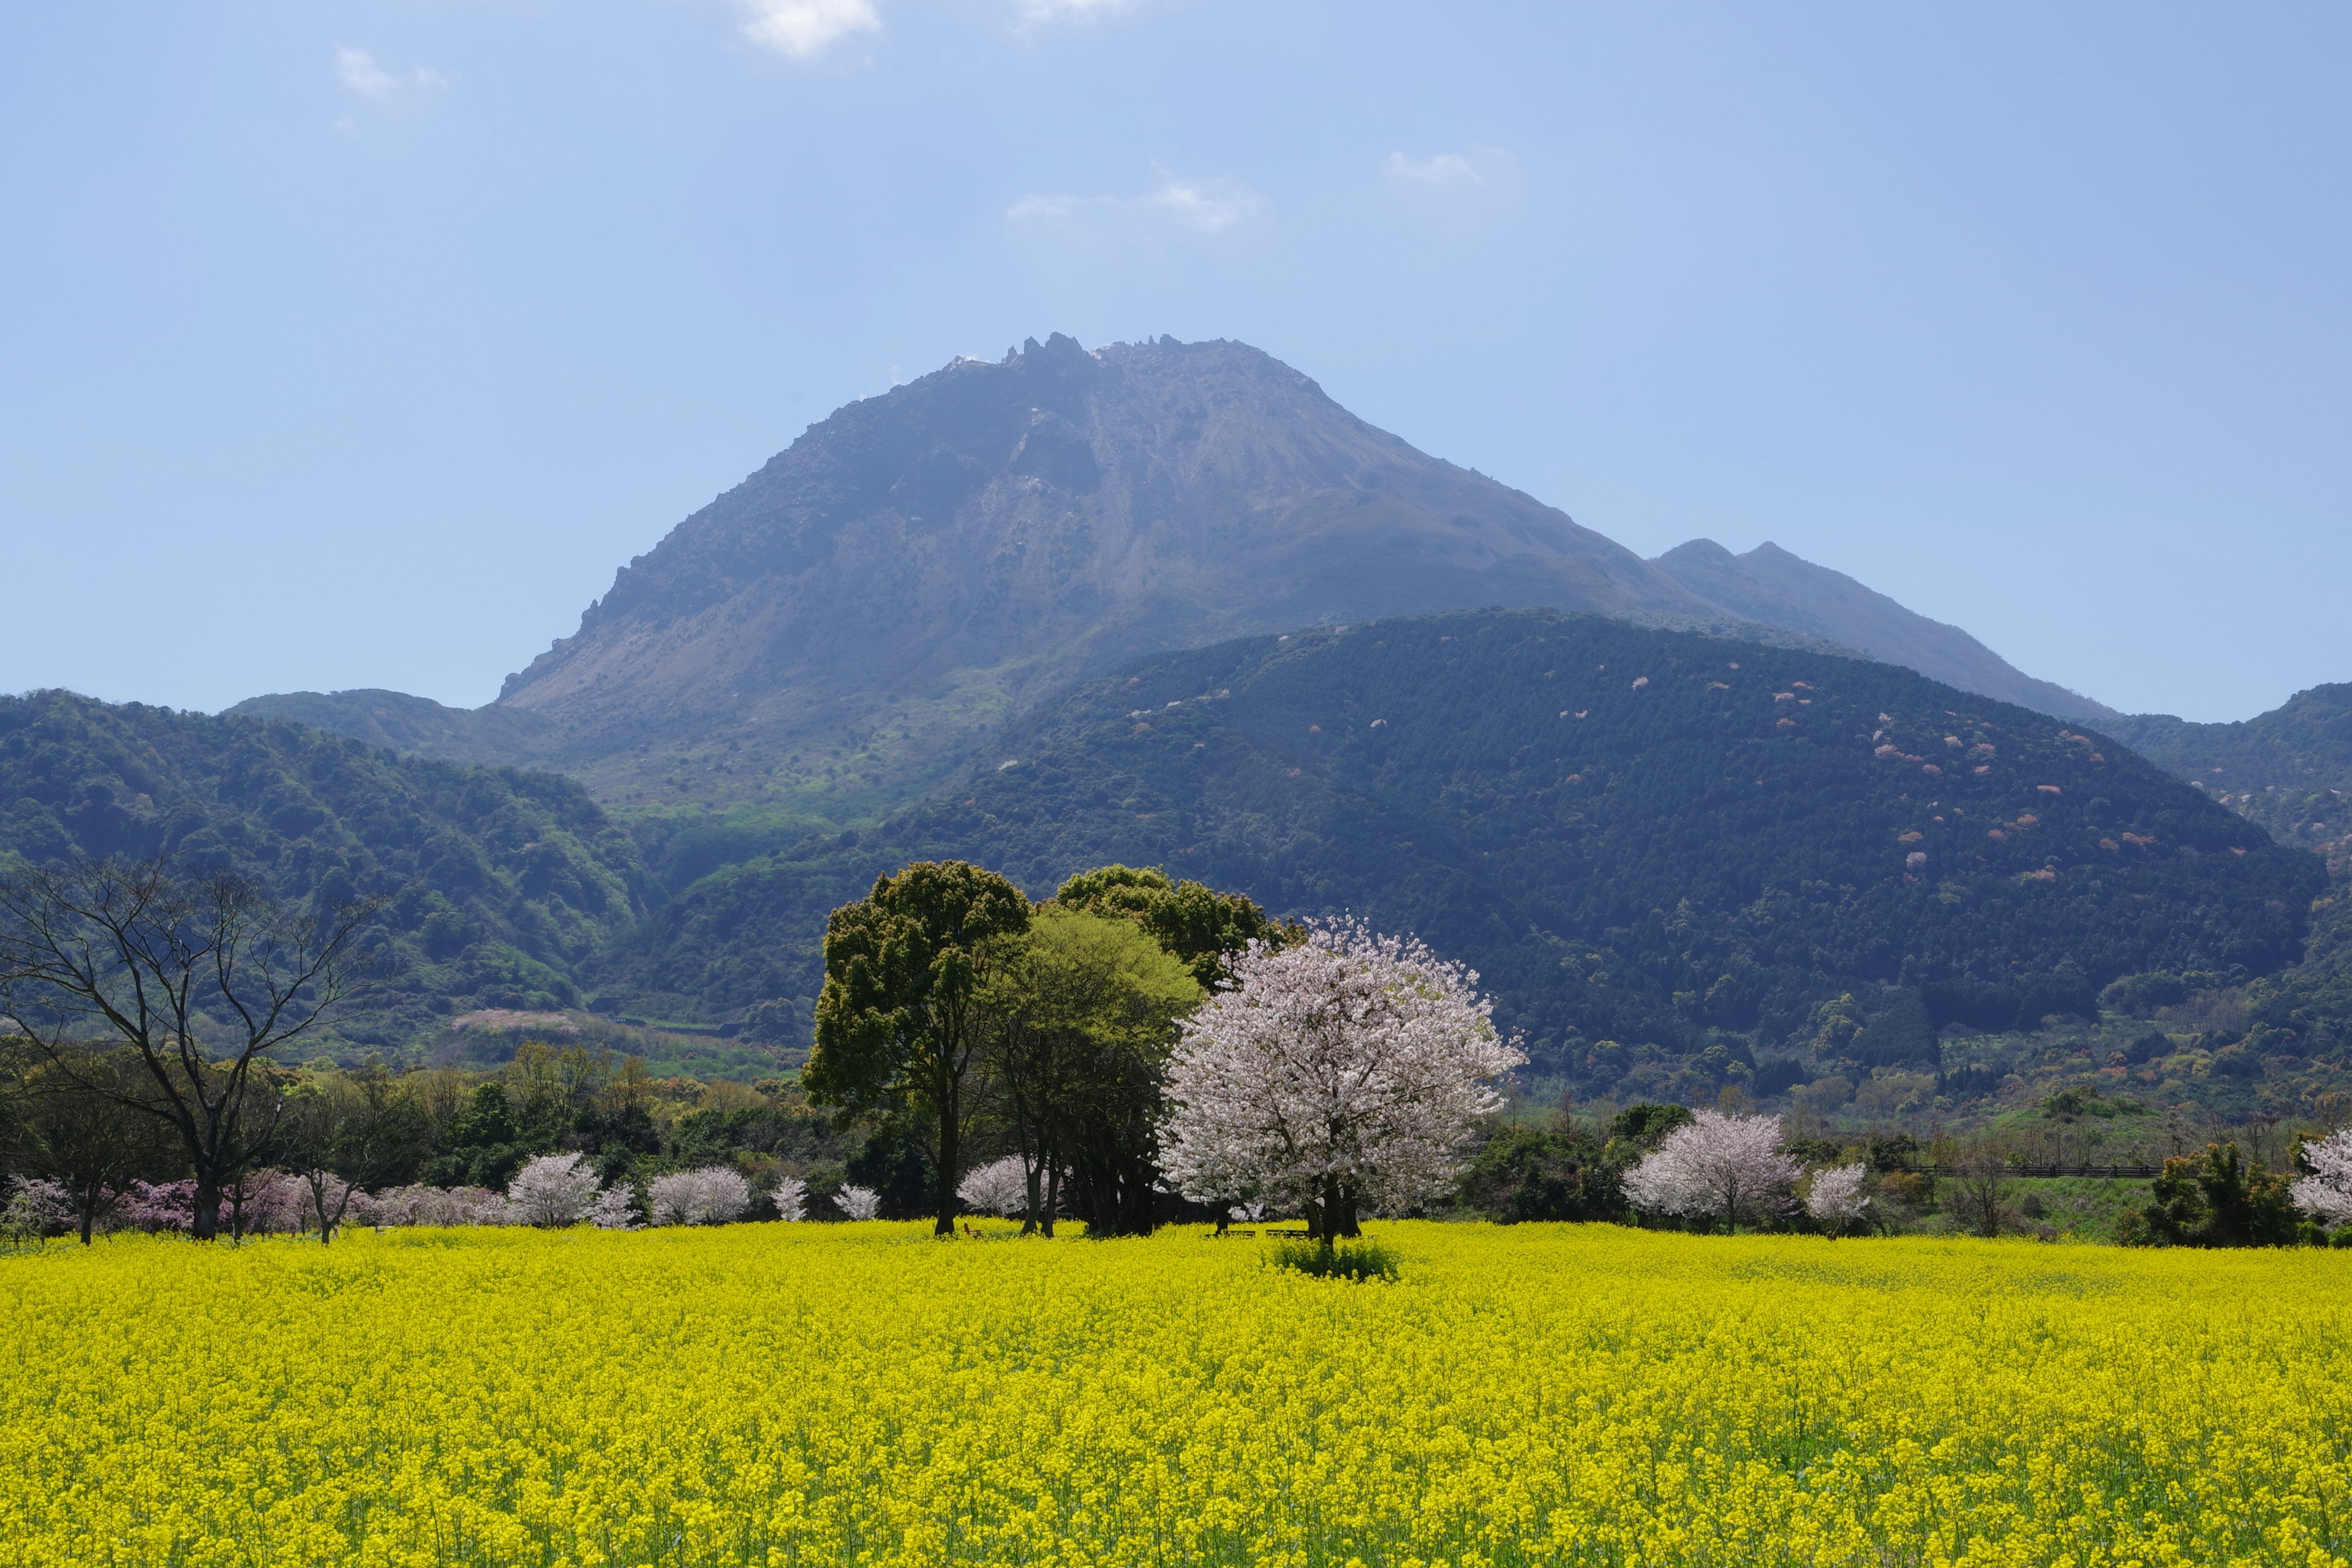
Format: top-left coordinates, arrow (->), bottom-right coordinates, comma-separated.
1007,175 -> 1267,242
739,0 -> 881,58
1147,178 -> 1262,232
1019,0 -> 1137,20
337,48 -> 445,102
1381,148 -> 1520,230
1385,151 -> 1483,189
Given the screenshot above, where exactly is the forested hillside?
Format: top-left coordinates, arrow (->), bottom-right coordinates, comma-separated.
0,692 -> 654,1043
594,612 -> 2321,1100
2113,684 -> 2352,869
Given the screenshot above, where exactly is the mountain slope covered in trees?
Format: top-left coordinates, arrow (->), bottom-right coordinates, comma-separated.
594,612 -> 2320,1101
2112,684 -> 2352,867
0,692 -> 654,1043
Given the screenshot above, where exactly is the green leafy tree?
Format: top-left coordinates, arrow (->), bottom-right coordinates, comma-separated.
809,861 -> 1031,1235
2135,1141 -> 2301,1247
1053,865 -> 1295,988
1459,1123 -> 1623,1223
976,906 -> 1200,1235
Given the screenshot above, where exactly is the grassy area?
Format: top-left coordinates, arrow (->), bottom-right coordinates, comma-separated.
6,1223 -> 2349,1565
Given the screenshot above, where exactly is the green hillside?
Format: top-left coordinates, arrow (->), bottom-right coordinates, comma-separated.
0,691 -> 655,1045
592,611 -> 2322,1101
2112,685 -> 2352,867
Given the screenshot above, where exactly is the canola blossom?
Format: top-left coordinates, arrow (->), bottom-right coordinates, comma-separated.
2,1223 -> 2349,1567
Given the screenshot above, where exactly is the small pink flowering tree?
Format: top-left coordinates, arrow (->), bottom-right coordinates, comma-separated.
1804,1162 -> 1872,1236
1621,1110 -> 1803,1232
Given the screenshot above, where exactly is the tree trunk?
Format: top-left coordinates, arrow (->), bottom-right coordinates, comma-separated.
1337,1183 -> 1361,1238
192,1176 -> 221,1241
1041,1165 -> 1059,1239
933,1087 -> 959,1237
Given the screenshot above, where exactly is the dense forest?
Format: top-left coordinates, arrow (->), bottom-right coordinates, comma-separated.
0,692 -> 652,1044
593,611 -> 2322,1103
2114,683 -> 2352,866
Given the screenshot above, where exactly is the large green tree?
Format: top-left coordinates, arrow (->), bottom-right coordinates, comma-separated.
976,906 -> 1199,1236
808,861 -> 1030,1234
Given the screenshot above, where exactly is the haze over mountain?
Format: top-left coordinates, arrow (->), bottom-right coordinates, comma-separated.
235,332 -> 2130,812
247,335 -> 1751,804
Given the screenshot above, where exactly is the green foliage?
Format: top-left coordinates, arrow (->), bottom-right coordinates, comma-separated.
976,907 -> 1200,1236
1457,1124 -> 1624,1223
0,692 -> 652,1043
1052,865 -> 1295,987
1610,1103 -> 1696,1147
596,613 -> 2318,1094
2113,682 -> 2352,857
807,861 -> 1031,1232
1271,1237 -> 1400,1282
2130,1142 -> 2301,1248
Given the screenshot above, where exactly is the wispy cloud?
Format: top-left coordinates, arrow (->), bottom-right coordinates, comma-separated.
1384,148 -> 1515,192
1008,175 -> 1267,242
1019,0 -> 1137,21
739,0 -> 881,59
1381,148 -> 1520,230
337,48 -> 445,102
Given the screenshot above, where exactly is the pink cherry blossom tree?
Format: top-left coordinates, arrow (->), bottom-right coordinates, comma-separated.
647,1167 -> 752,1226
957,1155 -> 1031,1219
1804,1161 -> 1871,1235
1621,1109 -> 1803,1232
505,1152 -> 603,1227
1160,918 -> 1523,1242
2291,1128 -> 2352,1226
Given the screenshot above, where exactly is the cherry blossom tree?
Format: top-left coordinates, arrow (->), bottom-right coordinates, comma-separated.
957,1155 -> 1031,1219
587,1184 -> 641,1229
771,1175 -> 809,1223
1159,919 -> 1523,1242
358,1184 -> 508,1227
647,1167 -> 752,1226
834,1184 -> 882,1220
505,1153 -> 603,1227
1804,1162 -> 1871,1235
1621,1110 -> 1803,1232
2291,1128 -> 2352,1226
2,1177 -> 72,1242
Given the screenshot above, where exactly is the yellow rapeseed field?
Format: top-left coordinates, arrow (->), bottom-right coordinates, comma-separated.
2,1223 -> 2347,1568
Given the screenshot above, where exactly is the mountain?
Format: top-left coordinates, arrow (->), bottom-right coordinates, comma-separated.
236,335 -> 1839,812
1650,539 -> 2122,725
592,611 -> 2320,1106
492,334 -> 1745,802
238,331 -> 2339,865
0,691 -> 654,1044
2112,684 -> 2352,867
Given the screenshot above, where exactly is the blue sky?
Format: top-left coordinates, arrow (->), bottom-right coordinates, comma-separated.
2,2 -> 2345,723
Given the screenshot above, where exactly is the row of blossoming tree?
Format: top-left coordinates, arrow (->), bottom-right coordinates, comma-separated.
12,853 -> 2352,1245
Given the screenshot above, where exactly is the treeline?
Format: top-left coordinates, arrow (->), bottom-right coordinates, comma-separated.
4,850 -> 2345,1251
